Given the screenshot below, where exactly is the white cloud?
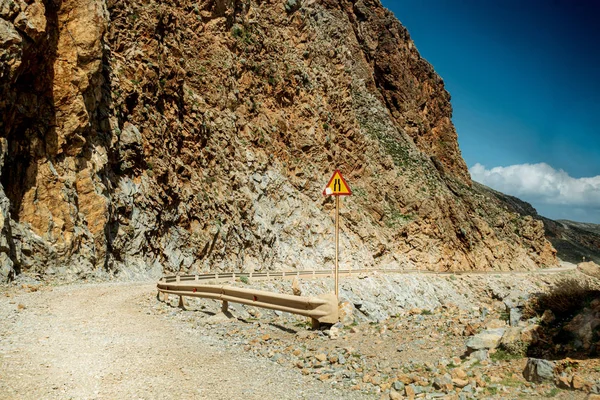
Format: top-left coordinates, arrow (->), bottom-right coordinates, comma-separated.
469,163 -> 600,208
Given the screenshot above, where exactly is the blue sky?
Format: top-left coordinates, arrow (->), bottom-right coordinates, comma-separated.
381,0 -> 600,223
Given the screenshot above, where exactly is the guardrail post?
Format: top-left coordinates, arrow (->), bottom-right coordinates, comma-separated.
267,271 -> 270,278
311,318 -> 320,330
195,275 -> 199,281
222,300 -> 229,313
249,272 -> 253,280
178,295 -> 185,309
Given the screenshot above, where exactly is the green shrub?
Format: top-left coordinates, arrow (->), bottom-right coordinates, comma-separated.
490,349 -> 522,362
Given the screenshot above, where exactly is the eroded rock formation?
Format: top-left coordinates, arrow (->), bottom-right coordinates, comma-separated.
0,0 -> 557,281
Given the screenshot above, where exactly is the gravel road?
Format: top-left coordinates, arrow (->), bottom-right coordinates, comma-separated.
0,281 -> 370,400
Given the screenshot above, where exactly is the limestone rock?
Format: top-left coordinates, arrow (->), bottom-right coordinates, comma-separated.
579,261 -> 600,279
509,307 -> 522,326
13,0 -> 46,42
338,300 -> 356,324
499,327 -> 526,355
523,358 -> 555,383
0,18 -> 22,82
0,0 -> 20,19
0,0 -> 560,279
118,122 -> 143,171
465,328 -> 505,352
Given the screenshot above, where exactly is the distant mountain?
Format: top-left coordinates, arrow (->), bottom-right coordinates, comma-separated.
473,182 -> 600,265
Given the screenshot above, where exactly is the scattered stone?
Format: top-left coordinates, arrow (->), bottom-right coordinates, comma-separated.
327,322 -> 343,339
468,349 -> 489,361
405,385 -> 416,399
451,368 -> 467,380
296,330 -> 315,340
432,374 -> 452,391
556,374 -> 571,389
389,388 -> 402,400
509,307 -> 522,326
291,277 -> 302,296
484,319 -> 506,329
572,374 -> 591,391
452,378 -> 469,388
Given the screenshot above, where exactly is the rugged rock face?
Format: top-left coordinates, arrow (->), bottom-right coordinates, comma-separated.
0,0 -> 557,281
476,182 -> 600,265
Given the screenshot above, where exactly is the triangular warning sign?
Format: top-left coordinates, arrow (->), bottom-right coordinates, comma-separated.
323,170 -> 352,196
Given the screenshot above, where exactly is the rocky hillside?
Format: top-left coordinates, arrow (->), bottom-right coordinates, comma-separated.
475,183 -> 600,265
0,0 -> 557,281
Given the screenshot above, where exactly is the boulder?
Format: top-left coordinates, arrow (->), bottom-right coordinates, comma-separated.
578,261 -> 600,279
499,327 -> 527,355
523,358 -> 555,383
509,307 -> 522,326
465,328 -> 505,352
338,300 -> 356,324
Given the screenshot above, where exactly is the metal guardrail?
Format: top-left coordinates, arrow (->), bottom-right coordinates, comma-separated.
160,268 -> 414,284
157,279 -> 338,325
159,264 -> 575,284
157,265 -> 577,325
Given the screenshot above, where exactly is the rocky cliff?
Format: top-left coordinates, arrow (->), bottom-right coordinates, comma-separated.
0,0 -> 557,281
475,183 -> 600,265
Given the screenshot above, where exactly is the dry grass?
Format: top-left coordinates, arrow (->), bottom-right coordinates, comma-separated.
524,278 -> 600,320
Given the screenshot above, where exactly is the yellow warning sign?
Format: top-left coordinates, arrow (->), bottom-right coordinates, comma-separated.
323,170 -> 352,196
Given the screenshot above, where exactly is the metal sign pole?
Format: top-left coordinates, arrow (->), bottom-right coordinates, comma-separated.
335,195 -> 340,298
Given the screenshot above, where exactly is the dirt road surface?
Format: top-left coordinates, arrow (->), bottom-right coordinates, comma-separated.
0,281 -> 368,400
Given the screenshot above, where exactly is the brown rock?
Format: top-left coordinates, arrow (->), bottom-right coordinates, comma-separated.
291,277 -> 301,296
556,374 -> 571,389
405,385 -> 416,399
578,261 -> 600,279
389,389 -> 402,400
452,378 -> 469,388
397,374 -> 413,385
13,0 -> 46,41
451,368 -> 467,380
571,374 -> 591,391
1,0 -> 560,282
520,325 -> 540,344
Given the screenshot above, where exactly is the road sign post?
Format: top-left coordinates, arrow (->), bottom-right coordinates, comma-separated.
323,170 -> 352,299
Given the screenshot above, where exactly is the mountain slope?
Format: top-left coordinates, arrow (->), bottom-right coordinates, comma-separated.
474,182 -> 600,265
0,0 -> 556,281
